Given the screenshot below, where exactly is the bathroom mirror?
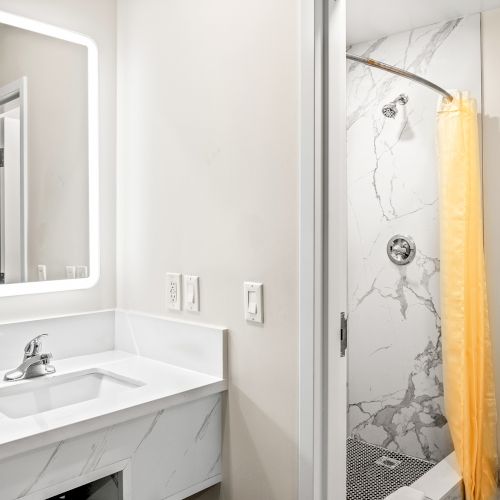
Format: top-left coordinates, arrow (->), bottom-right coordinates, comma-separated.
0,11 -> 98,297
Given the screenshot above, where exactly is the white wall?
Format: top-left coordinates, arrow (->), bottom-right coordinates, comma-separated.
481,6 -> 500,456
116,0 -> 299,498
0,0 -> 116,321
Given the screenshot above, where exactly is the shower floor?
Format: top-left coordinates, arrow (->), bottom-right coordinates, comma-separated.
346,437 -> 435,500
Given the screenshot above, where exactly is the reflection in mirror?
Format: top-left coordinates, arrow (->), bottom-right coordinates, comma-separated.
0,21 -> 89,285
0,78 -> 25,284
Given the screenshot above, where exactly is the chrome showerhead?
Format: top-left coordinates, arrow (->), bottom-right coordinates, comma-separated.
382,94 -> 409,118
382,102 -> 398,118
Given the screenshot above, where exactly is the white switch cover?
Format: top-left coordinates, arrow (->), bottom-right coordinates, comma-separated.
37,265 -> 47,281
244,282 -> 263,323
166,273 -> 182,310
183,275 -> 200,312
66,266 -> 76,279
76,265 -> 88,279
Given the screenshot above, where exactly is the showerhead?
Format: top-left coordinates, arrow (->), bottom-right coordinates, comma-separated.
382,102 -> 398,118
382,94 -> 409,118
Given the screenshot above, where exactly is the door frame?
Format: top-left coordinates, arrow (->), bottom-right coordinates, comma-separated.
298,0 -> 347,499
0,77 -> 28,284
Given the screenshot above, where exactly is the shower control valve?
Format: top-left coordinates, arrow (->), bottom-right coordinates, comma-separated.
387,235 -> 416,265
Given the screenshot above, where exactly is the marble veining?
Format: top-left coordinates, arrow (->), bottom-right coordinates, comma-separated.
347,15 -> 481,462
196,398 -> 220,442
0,394 -> 221,500
17,442 -> 63,498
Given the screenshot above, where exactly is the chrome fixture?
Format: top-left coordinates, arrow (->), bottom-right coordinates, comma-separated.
4,334 -> 55,381
387,235 -> 416,266
382,94 -> 409,119
346,53 -> 453,102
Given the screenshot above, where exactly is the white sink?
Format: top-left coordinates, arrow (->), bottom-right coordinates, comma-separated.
0,370 -> 144,419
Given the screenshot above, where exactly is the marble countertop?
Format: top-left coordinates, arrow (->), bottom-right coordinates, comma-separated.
0,351 -> 227,461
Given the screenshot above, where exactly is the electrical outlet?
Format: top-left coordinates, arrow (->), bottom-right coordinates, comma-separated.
166,273 -> 182,310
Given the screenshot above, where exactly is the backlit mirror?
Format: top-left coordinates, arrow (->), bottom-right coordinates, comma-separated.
0,11 -> 98,297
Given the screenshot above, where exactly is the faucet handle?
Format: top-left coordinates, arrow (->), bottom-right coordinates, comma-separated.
24,334 -> 48,359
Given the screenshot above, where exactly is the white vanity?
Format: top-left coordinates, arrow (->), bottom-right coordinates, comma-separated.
0,310 -> 227,500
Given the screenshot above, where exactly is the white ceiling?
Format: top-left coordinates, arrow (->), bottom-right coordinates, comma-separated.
348,0 -> 500,44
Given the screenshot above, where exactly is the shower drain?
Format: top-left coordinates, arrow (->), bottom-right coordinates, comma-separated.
375,456 -> 402,470
346,437 -> 435,500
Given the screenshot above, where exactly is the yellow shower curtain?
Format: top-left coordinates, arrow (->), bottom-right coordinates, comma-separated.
438,91 -> 498,500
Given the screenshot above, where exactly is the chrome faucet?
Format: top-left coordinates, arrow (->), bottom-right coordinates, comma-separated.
4,334 -> 56,381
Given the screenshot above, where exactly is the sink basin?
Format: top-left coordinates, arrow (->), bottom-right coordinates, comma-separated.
0,370 -> 144,419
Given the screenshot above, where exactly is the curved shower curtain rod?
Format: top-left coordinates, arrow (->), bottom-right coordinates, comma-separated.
346,53 -> 454,102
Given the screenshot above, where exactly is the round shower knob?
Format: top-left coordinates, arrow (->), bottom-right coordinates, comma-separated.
387,235 -> 416,265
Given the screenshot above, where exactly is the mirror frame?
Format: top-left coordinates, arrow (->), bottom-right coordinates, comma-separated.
0,10 -> 99,297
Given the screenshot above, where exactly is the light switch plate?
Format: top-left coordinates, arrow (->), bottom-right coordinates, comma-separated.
244,282 -> 263,323
76,265 -> 88,279
66,266 -> 76,279
166,273 -> 182,310
37,265 -> 47,281
183,275 -> 200,312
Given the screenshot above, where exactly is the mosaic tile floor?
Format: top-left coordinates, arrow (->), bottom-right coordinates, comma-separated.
347,437 -> 435,500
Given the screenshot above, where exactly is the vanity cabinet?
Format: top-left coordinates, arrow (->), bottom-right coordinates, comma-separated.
0,393 -> 222,500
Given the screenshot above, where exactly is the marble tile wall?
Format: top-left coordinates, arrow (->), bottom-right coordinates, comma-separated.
347,15 -> 481,462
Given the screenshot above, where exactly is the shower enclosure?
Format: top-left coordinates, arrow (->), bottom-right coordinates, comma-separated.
344,14 -> 482,498
298,1 -> 497,499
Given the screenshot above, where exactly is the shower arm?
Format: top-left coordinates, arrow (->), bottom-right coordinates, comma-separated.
346,53 -> 454,102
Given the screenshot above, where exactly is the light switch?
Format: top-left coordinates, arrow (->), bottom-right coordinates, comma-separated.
187,283 -> 195,303
244,282 -> 263,323
183,275 -> 200,312
248,291 -> 258,314
37,265 -> 47,281
66,266 -> 76,279
76,265 -> 88,279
